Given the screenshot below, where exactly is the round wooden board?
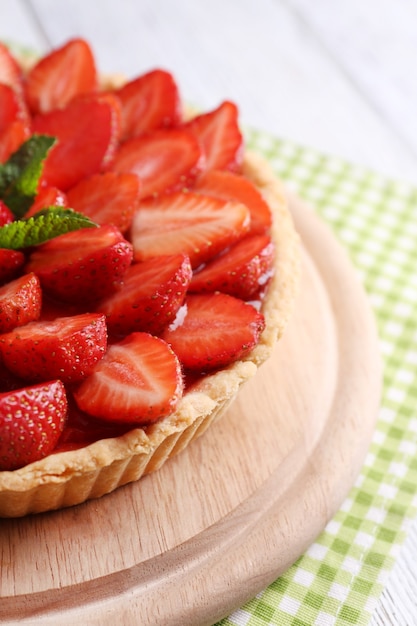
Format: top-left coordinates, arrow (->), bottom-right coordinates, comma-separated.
0,195 -> 381,626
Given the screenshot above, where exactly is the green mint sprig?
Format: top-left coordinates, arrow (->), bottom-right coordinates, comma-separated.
0,208 -> 97,250
0,135 -> 56,218
0,135 -> 98,249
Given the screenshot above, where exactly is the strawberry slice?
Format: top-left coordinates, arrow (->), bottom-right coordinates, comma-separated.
25,38 -> 97,114
32,96 -> 120,190
73,332 -> 183,425
116,69 -> 182,140
194,170 -> 272,235
0,119 -> 31,163
0,380 -> 67,470
0,249 -> 25,285
99,253 -> 192,336
111,128 -> 203,199
0,272 -> 42,333
0,199 -> 14,226
161,293 -> 265,371
130,191 -> 250,267
25,224 -> 133,303
190,234 -> 275,300
25,185 -> 68,218
0,43 -> 24,93
0,312 -> 107,384
185,101 -> 244,173
66,171 -> 140,233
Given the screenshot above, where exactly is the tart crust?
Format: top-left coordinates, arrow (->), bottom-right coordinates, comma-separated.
0,118 -> 300,517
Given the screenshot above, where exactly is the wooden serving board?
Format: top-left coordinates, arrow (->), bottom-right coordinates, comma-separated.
0,196 -> 381,626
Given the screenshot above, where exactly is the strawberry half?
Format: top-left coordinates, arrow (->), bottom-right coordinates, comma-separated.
185,101 -> 244,173
116,69 -> 182,140
25,185 -> 68,218
161,293 -> 265,371
0,312 -> 107,384
112,128 -> 203,199
25,38 -> 97,114
0,119 -> 31,163
0,380 -> 67,470
25,224 -> 133,303
0,43 -> 24,93
99,253 -> 192,336
190,234 -> 275,300
73,332 -> 183,425
0,249 -> 25,285
0,272 -> 42,333
0,199 -> 14,226
32,96 -> 120,190
194,170 -> 272,235
66,171 -> 140,233
130,191 -> 250,268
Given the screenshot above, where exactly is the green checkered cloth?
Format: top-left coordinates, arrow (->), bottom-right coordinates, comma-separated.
217,130 -> 417,626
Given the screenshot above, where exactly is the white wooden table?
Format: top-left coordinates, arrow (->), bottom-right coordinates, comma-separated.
1,0 -> 416,623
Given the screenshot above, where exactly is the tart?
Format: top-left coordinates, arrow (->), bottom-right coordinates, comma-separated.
0,39 -> 300,517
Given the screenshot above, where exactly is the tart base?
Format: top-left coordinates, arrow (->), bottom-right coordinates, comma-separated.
0,151 -> 301,517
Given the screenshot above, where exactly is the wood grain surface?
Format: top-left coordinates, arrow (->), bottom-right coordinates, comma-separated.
0,196 -> 381,626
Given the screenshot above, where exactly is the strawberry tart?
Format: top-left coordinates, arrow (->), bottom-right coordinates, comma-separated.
0,38 -> 300,517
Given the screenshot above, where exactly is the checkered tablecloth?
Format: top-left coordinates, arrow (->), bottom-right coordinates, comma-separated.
217,130 -> 417,626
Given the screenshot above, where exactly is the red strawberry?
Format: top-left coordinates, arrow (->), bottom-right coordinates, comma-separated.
0,380 -> 67,470
0,119 -> 31,163
66,171 -> 140,233
99,253 -> 192,336
185,101 -> 243,173
161,292 -> 265,371
0,84 -> 21,133
190,234 -> 275,300
0,249 -> 25,284
130,191 -> 250,268
0,272 -> 42,333
112,128 -> 203,199
25,38 -> 97,114
0,43 -> 24,93
25,224 -> 133,303
25,185 -> 68,218
32,96 -> 120,190
116,69 -> 182,140
73,332 -> 183,425
0,199 -> 14,226
194,170 -> 272,235
0,312 -> 107,384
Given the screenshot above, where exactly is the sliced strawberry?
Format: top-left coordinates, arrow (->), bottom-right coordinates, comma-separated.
112,128 -> 203,199
0,249 -> 25,285
25,38 -> 97,114
0,380 -> 67,470
32,96 -> 120,190
116,69 -> 182,140
25,224 -> 133,303
130,191 -> 250,268
0,84 -> 20,133
190,234 -> 275,300
0,119 -> 31,163
194,170 -> 272,235
162,293 -> 265,371
73,332 -> 183,425
185,101 -> 243,173
66,171 -> 139,233
0,43 -> 24,93
0,312 -> 107,384
99,254 -> 192,336
0,199 -> 14,226
24,185 -> 68,218
0,272 -> 42,333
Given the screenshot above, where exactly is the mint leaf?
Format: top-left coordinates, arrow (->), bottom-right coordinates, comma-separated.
0,135 -> 56,218
0,207 -> 97,249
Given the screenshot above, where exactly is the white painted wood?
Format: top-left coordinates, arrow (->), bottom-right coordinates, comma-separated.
0,0 -> 47,50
